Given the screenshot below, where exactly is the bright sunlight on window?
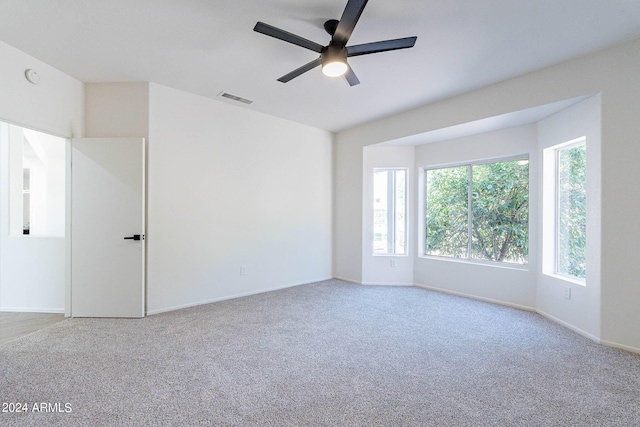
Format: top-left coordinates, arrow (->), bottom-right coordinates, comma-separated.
373,169 -> 407,255
556,141 -> 587,279
425,157 -> 529,265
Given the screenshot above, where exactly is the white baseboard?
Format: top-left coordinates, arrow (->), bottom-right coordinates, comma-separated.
599,339 -> 640,355
332,277 -> 413,286
537,311 -> 640,354
361,281 -> 414,287
535,309 -> 600,343
145,277 -> 640,355
413,283 -> 536,312
146,277 -> 333,316
413,283 -> 640,355
0,307 -> 64,314
332,276 -> 362,284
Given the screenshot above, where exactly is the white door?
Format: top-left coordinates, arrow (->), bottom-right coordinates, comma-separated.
71,138 -> 145,317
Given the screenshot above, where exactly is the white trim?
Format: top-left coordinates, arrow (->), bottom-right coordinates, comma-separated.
413,283 -> 535,312
420,153 -> 530,172
418,254 -> 528,271
552,136 -> 586,151
413,283 -> 640,355
146,277 -> 332,316
0,307 -> 64,314
542,272 -> 586,286
600,340 -> 640,355
372,253 -> 409,257
362,281 -> 413,287
332,276 -> 362,284
65,138 -> 72,317
535,309 -> 600,343
0,116 -> 72,140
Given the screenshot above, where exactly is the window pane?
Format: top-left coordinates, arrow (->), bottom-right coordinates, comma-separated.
373,170 -> 389,254
557,144 -> 586,278
471,160 -> 529,264
394,170 -> 406,254
373,169 -> 407,255
425,166 -> 468,258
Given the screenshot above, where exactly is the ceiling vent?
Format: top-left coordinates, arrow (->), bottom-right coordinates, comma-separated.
218,92 -> 254,105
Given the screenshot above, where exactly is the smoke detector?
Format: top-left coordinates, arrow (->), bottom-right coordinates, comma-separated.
25,69 -> 40,84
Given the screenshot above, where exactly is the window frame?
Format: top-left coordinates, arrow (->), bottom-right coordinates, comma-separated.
372,167 -> 408,256
421,154 -> 530,268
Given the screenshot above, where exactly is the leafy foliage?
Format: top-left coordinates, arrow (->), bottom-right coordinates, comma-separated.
557,144 -> 587,279
471,161 -> 529,263
425,159 -> 529,264
425,166 -> 468,258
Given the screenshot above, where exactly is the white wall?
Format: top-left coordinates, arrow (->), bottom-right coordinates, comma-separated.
362,145 -> 414,285
537,95 -> 602,340
335,38 -> 640,351
0,42 -> 84,137
333,135 -> 363,283
413,124 -> 538,309
83,83 -> 334,316
85,83 -> 149,138
146,83 -> 333,314
0,41 -> 83,313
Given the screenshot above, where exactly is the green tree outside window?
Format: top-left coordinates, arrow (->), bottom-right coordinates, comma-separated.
425,159 -> 529,264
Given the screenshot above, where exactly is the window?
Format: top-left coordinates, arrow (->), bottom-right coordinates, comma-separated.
556,140 -> 587,279
373,169 -> 407,255
424,157 -> 529,265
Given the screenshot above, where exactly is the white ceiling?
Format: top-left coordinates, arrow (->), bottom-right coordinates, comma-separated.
1,0 -> 640,133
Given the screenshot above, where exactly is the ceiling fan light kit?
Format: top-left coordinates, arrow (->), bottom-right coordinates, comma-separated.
254,0 -> 417,86
321,46 -> 348,77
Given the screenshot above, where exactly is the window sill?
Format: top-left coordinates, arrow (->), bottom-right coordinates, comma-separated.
418,254 -> 529,271
543,272 -> 586,286
372,253 -> 409,257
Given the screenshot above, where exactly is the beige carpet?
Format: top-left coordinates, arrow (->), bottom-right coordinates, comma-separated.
1,279 -> 639,426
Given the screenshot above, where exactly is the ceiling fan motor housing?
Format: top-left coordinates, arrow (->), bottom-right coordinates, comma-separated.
322,45 -> 347,64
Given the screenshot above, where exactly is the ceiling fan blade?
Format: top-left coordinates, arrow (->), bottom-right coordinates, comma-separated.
347,36 -> 417,57
344,64 -> 360,86
277,58 -> 323,83
333,0 -> 369,46
254,22 -> 324,53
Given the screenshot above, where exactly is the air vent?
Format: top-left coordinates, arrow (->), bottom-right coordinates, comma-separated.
218,92 -> 254,105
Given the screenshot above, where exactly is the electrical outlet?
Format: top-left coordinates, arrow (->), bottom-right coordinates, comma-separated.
390,259 -> 397,267
240,266 -> 247,276
563,286 -> 571,300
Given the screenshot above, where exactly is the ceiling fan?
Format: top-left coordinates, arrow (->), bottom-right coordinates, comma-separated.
253,0 -> 417,86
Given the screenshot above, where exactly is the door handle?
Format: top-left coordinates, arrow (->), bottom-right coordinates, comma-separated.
124,234 -> 142,241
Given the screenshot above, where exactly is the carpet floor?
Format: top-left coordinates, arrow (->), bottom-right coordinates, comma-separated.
1,279 -> 639,426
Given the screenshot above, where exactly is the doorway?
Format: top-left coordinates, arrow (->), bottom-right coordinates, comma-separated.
0,121 -> 66,313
